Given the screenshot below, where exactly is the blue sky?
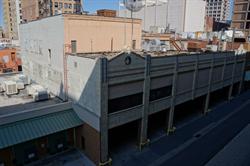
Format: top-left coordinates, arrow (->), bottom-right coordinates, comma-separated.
0,0 -> 120,26
0,2 -> 3,27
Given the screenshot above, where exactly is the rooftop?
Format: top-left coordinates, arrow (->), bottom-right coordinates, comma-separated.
0,73 -> 63,117
21,13 -> 142,25
67,50 -> 203,60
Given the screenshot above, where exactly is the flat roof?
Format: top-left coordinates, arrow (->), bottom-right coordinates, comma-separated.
0,73 -> 64,117
21,13 -> 142,25
67,50 -> 196,60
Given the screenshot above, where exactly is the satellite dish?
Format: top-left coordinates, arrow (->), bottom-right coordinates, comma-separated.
124,0 -> 145,12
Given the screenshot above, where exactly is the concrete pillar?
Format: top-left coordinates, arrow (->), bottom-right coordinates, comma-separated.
167,56 -> 178,134
228,56 -> 237,101
139,55 -> 151,150
100,58 -> 111,165
204,56 -> 214,114
238,54 -> 246,95
192,54 -> 199,100
221,56 -> 227,87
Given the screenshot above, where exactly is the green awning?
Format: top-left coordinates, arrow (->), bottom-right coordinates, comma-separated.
0,109 -> 83,149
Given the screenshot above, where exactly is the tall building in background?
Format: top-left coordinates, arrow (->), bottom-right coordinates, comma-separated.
119,0 -> 206,33
0,26 -> 4,38
232,0 -> 250,37
2,0 -> 22,40
21,0 -> 82,22
206,0 -> 231,22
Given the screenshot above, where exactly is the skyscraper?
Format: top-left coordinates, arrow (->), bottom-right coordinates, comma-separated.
206,0 -> 231,22
232,0 -> 250,37
22,0 -> 82,22
2,0 -> 22,40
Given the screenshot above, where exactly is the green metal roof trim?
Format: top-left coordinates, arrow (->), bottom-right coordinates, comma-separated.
0,109 -> 83,149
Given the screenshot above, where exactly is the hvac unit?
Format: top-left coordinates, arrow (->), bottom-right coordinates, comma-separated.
0,83 -> 4,92
4,81 -> 18,95
16,81 -> 25,90
14,74 -> 30,85
33,90 -> 49,102
28,84 -> 49,101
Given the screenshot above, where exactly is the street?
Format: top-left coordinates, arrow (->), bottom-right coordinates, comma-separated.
113,91 -> 250,166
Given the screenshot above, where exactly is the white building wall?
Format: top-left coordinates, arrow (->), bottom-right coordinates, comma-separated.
118,0 -> 205,33
20,15 -> 66,99
184,0 -> 206,32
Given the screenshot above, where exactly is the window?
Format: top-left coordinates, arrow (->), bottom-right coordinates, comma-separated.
48,49 -> 51,64
150,85 -> 172,101
11,52 -> 15,61
59,2 -> 63,9
81,136 -> 85,150
132,40 -> 136,49
64,3 -> 68,9
71,40 -> 77,53
54,2 -> 58,8
74,62 -> 77,68
108,93 -> 143,113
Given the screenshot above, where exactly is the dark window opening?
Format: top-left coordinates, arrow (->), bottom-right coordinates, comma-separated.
81,136 -> 85,150
150,85 -> 172,101
108,93 -> 143,113
11,52 -> 15,61
71,40 -> 77,53
132,40 -> 136,49
18,65 -> 22,71
246,22 -> 250,29
234,38 -> 246,43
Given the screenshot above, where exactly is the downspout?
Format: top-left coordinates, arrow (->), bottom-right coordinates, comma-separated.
183,0 -> 187,32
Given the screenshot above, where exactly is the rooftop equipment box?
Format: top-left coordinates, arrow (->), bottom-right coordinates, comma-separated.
97,9 -> 116,17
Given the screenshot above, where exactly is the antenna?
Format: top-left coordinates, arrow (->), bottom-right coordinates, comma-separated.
124,0 -> 144,49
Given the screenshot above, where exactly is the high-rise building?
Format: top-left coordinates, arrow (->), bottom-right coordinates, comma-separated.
2,0 -> 22,40
21,0 -> 82,22
119,0 -> 206,33
232,0 -> 250,37
206,0 -> 231,22
0,26 -> 4,38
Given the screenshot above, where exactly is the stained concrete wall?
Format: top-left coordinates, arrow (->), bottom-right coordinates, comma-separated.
107,52 -> 246,129
20,15 -> 66,99
67,56 -> 101,130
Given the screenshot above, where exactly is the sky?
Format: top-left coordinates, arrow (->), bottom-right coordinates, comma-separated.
0,2 -> 3,27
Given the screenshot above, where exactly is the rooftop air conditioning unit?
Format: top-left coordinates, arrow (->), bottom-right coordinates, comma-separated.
14,74 -> 30,85
28,84 -> 49,101
0,83 -> 4,92
4,81 -> 18,95
33,90 -> 49,102
16,81 -> 25,90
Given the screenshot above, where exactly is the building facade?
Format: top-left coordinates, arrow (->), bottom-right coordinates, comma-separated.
2,0 -> 22,40
0,27 -> 4,38
20,17 -> 246,163
19,0 -> 82,23
119,0 -> 206,33
67,51 -> 246,165
206,0 -> 231,22
232,0 -> 250,37
20,14 -> 142,101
